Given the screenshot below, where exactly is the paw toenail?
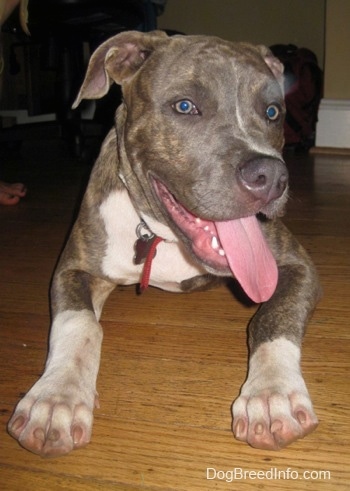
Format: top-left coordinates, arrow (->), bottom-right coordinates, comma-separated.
255,423 -> 264,435
271,419 -> 283,433
72,425 -> 83,445
10,415 -> 25,432
94,394 -> 100,409
234,419 -> 245,437
296,410 -> 307,424
48,429 -> 60,442
34,428 -> 46,442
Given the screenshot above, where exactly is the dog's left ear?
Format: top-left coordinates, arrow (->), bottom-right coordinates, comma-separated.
72,30 -> 168,108
257,45 -> 284,89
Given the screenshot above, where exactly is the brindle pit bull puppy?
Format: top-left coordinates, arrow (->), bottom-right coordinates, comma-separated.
8,31 -> 321,457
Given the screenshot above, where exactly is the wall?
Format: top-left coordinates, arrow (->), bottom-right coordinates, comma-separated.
158,0 -> 326,67
315,0 -> 350,149
324,0 -> 350,99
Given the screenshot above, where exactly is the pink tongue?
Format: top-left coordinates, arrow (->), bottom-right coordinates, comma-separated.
215,216 -> 278,303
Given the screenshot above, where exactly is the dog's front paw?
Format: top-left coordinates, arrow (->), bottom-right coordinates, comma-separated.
232,391 -> 318,450
232,339 -> 318,450
8,378 -> 98,457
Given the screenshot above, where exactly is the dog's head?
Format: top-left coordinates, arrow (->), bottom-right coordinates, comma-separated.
74,31 -> 289,302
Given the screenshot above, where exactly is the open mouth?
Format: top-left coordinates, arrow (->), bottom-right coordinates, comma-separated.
153,178 -> 278,303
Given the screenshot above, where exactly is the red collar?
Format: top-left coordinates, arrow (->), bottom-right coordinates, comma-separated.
134,220 -> 164,292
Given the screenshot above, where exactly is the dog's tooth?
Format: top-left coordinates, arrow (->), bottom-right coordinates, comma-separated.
211,236 -> 219,249
195,217 -> 201,224
204,226 -> 210,232
219,249 -> 225,256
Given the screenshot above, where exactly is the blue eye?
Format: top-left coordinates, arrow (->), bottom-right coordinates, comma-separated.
266,104 -> 280,121
173,99 -> 199,115
178,100 -> 191,112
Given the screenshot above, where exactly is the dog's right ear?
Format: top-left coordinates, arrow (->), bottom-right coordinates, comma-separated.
72,30 -> 168,109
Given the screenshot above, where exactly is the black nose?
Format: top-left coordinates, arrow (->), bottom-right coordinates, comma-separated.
238,157 -> 288,203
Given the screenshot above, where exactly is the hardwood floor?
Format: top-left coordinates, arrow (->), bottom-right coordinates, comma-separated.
0,139 -> 349,490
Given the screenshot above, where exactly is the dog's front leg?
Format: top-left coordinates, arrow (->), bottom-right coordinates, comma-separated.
8,269 -> 114,457
232,221 -> 321,450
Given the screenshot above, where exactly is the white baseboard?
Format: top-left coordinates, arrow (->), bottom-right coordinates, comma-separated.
315,99 -> 350,148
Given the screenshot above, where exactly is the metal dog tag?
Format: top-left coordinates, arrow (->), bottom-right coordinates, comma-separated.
134,220 -> 157,265
134,235 -> 158,265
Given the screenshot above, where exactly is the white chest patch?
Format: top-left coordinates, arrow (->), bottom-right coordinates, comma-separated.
99,190 -> 205,292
